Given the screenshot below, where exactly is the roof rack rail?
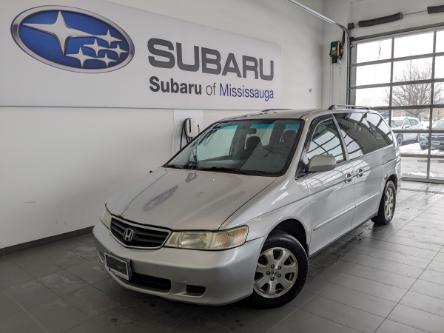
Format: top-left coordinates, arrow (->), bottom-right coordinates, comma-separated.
261,108 -> 293,112
328,104 -> 372,111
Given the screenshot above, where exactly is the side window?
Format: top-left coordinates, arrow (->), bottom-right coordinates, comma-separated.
306,119 -> 345,162
366,112 -> 393,147
335,113 -> 365,158
335,112 -> 384,156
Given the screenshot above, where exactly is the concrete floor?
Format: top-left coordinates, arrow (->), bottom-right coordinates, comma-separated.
1,182 -> 444,333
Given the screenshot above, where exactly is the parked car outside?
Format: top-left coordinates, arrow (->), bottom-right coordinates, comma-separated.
391,116 -> 422,146
93,106 -> 401,308
420,119 -> 444,150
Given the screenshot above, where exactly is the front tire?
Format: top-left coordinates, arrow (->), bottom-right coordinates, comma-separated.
397,134 -> 403,146
248,231 -> 308,308
372,180 -> 396,225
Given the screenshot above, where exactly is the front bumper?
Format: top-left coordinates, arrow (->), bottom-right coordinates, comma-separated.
93,223 -> 263,305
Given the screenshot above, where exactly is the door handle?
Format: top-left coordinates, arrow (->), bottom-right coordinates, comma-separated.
344,173 -> 353,183
356,168 -> 364,178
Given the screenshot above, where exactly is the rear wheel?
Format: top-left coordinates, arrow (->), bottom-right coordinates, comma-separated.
397,134 -> 403,146
249,231 -> 308,308
372,180 -> 396,225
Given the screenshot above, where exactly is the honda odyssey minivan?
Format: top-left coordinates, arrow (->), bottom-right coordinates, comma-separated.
93,105 -> 401,308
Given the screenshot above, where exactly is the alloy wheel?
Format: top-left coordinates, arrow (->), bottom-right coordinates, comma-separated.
254,247 -> 298,299
384,186 -> 395,220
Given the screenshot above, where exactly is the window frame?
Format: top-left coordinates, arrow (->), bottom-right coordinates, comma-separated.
296,115 -> 348,178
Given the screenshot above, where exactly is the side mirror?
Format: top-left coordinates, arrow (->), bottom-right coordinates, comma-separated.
308,154 -> 336,173
403,124 -> 411,129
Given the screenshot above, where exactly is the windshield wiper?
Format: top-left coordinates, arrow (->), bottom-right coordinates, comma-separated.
197,166 -> 265,176
166,162 -> 197,170
165,164 -> 184,169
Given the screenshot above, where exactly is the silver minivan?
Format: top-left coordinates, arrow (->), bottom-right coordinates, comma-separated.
93,105 -> 401,308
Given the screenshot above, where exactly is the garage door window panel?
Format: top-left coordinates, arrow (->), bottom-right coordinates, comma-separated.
392,84 -> 432,106
356,38 -> 392,63
355,87 -> 390,107
394,32 -> 434,58
393,58 -> 433,83
356,63 -> 391,86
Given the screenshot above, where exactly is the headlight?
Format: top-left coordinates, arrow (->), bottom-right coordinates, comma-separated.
165,226 -> 248,250
100,206 -> 112,229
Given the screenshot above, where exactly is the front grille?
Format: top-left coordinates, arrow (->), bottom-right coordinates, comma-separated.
111,217 -> 170,249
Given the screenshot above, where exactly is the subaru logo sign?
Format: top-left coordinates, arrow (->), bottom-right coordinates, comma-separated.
11,6 -> 135,73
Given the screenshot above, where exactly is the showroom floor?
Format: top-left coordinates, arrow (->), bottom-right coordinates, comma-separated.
1,182 -> 444,333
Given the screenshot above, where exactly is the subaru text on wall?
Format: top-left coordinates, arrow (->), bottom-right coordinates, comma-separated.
93,105 -> 401,307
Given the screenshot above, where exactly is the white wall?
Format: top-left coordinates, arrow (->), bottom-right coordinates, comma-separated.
322,0 -> 444,108
0,0 -> 325,248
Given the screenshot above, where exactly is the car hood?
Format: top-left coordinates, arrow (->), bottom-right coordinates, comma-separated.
106,167 -> 275,230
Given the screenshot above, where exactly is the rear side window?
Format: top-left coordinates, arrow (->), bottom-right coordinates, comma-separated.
366,112 -> 393,147
306,119 -> 345,162
335,112 -> 392,158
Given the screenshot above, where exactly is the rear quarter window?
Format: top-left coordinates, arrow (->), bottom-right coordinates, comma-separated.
335,112 -> 392,157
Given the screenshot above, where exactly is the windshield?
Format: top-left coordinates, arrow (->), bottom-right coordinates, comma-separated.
166,119 -> 303,176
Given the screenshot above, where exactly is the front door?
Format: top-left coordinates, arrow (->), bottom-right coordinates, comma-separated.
302,118 -> 356,254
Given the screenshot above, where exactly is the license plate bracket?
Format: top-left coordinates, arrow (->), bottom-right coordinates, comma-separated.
105,253 -> 131,281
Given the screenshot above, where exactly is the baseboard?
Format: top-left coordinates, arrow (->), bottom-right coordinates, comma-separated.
0,226 -> 94,257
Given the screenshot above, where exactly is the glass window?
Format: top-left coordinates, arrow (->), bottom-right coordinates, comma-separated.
391,109 -> 430,129
401,156 -> 427,179
433,119 -> 444,129
366,112 -> 393,147
434,56 -> 444,79
245,122 -> 272,148
394,32 -> 434,58
197,124 -> 238,160
306,119 -> 344,162
430,158 -> 444,180
430,109 -> 444,157
398,132 -> 429,155
335,112 -> 382,155
356,63 -> 391,86
392,84 -> 432,106
166,119 -> 303,176
409,118 -> 419,126
392,110 -> 429,128
355,87 -> 390,107
392,110 -> 429,151
437,30 -> 444,53
356,39 -> 392,63
393,58 -> 433,82
433,108 -> 444,124
434,83 -> 444,104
